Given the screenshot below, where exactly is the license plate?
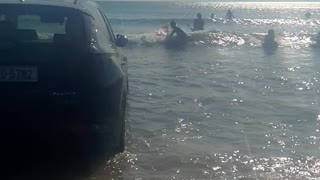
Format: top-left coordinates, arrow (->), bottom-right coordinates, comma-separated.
0,66 -> 38,82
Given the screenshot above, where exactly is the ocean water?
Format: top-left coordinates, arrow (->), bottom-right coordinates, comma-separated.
94,1 -> 320,179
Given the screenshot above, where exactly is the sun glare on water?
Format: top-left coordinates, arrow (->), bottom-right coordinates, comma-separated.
185,2 -> 320,10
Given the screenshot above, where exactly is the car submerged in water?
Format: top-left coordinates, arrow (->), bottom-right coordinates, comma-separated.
0,0 -> 128,176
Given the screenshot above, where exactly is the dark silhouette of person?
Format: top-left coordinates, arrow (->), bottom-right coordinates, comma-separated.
312,31 -> 320,47
226,9 -> 235,21
305,12 -> 311,19
169,20 -> 187,41
263,29 -> 278,49
191,13 -> 204,31
210,13 -> 215,19
165,20 -> 188,48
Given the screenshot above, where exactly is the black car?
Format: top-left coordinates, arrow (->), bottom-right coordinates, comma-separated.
0,0 -> 128,175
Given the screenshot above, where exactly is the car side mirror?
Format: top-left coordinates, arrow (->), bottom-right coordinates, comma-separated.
116,34 -> 128,47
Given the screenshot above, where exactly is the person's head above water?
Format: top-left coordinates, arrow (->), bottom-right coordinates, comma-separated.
268,29 -> 275,37
170,20 -> 177,28
197,13 -> 202,19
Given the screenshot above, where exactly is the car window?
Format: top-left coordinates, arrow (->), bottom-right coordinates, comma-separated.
95,10 -> 113,43
0,5 -> 85,42
84,4 -> 113,43
83,13 -> 115,54
98,8 -> 116,43
17,15 -> 65,40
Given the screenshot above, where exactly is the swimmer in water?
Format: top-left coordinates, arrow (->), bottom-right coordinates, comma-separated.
262,29 -> 278,50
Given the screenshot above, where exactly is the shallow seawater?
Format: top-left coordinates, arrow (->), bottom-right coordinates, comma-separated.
92,1 -> 320,179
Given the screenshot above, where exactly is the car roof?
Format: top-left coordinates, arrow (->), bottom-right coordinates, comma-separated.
0,0 -> 95,15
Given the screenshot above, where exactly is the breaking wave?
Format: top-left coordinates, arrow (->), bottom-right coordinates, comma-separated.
125,29 -> 317,49
110,17 -> 320,27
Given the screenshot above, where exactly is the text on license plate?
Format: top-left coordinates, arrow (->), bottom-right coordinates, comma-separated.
0,66 -> 38,82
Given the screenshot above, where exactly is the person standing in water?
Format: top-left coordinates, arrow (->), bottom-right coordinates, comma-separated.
210,13 -> 215,19
190,13 -> 204,31
262,29 -> 278,49
226,9 -> 235,21
311,31 -> 320,47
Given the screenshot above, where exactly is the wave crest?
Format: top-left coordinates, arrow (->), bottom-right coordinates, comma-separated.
110,18 -> 320,27
126,29 -> 317,49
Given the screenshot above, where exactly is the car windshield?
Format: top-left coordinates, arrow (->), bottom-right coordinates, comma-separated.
0,4 -> 85,43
